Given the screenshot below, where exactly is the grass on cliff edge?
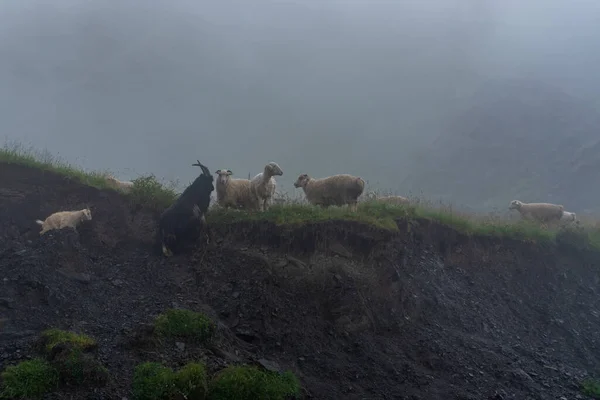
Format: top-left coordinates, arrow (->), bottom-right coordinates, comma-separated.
0,141 -> 178,210
2,142 -> 599,248
210,202 -> 567,241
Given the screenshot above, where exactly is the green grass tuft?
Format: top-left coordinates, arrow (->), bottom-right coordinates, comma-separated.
40,328 -> 97,354
174,362 -> 208,399
52,347 -> 109,386
130,175 -> 178,211
582,378 -> 600,399
208,365 -> 301,400
154,309 -> 216,344
0,358 -> 59,399
132,362 -> 208,400
132,362 -> 176,400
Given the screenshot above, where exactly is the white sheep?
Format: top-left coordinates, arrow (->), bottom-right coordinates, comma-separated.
105,175 -> 134,193
508,200 -> 564,225
250,162 -> 283,211
293,173 -> 365,212
214,169 -> 259,210
367,193 -> 410,205
35,208 -> 93,235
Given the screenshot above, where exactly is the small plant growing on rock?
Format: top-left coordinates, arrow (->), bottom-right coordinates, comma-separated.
0,358 -> 59,399
49,344 -> 109,386
132,361 -> 208,400
208,365 -> 301,400
40,328 -> 97,354
174,362 -> 208,399
154,308 -> 215,344
130,175 -> 178,211
132,362 -> 176,400
582,378 -> 600,399
36,329 -> 107,389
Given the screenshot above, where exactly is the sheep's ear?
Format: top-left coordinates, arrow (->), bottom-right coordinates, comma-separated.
215,170 -> 221,174
227,170 -> 233,175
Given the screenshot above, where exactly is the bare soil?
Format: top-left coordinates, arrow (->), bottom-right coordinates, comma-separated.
0,163 -> 599,400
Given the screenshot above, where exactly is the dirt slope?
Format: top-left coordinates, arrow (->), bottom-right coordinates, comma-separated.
0,163 -> 599,400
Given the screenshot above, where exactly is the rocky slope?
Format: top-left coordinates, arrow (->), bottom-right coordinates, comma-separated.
0,163 -> 599,399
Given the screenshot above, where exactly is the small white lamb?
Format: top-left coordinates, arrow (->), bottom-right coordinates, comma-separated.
105,175 -> 134,193
371,194 -> 410,205
250,162 -> 283,211
508,200 -> 564,225
214,169 -> 258,210
35,208 -> 93,235
293,173 -> 365,212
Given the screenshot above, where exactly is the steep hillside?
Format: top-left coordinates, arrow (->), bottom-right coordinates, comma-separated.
402,78 -> 600,213
1,162 -> 600,399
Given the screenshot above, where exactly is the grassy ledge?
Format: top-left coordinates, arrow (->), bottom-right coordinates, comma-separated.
0,141 -> 177,210
2,141 -> 600,249
154,308 -> 216,344
209,202 -> 600,250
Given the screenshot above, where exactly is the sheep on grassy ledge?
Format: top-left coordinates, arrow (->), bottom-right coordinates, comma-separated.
560,211 -> 578,226
293,173 -> 365,212
105,175 -> 134,193
158,160 -> 214,257
508,200 -> 564,225
250,162 -> 283,211
214,169 -> 258,210
365,192 -> 410,205
35,208 -> 93,235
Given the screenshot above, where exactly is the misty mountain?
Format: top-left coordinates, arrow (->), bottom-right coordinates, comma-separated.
402,79 -> 600,213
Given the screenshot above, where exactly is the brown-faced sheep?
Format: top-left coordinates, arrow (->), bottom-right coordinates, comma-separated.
293,173 -> 365,212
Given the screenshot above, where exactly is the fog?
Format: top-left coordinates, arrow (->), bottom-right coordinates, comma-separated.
1,0 -> 599,206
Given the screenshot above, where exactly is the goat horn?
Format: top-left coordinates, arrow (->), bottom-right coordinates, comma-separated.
191,160 -> 210,176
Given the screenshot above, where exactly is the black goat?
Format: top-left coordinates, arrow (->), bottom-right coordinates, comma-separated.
158,160 -> 215,257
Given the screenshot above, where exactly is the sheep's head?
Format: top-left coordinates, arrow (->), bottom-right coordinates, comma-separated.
81,208 -> 93,221
215,169 -> 233,186
365,191 -> 378,200
509,200 -> 522,210
265,162 -> 283,177
293,174 -> 311,188
105,176 -> 119,186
